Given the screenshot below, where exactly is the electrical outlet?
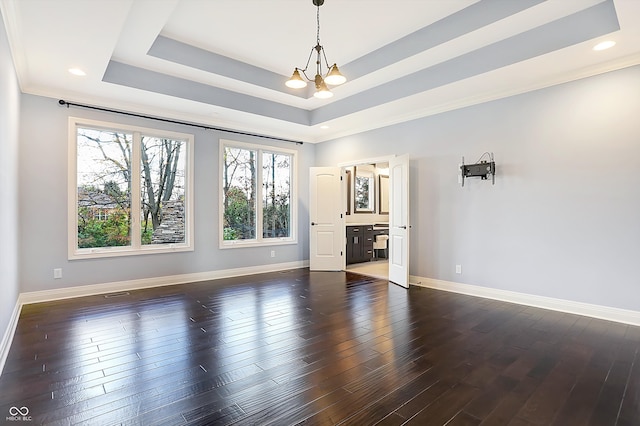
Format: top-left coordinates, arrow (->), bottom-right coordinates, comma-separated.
53,268 -> 62,279
270,250 -> 275,258
455,265 -> 462,274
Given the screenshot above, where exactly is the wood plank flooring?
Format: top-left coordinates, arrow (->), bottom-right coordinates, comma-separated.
1,268 -> 639,425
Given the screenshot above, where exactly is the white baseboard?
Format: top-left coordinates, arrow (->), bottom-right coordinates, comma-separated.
20,260 -> 309,305
410,275 -> 640,327
0,299 -> 22,376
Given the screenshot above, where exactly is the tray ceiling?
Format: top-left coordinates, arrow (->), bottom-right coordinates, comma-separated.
2,0 -> 639,143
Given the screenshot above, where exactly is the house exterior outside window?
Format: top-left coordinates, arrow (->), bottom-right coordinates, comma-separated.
68,117 -> 194,259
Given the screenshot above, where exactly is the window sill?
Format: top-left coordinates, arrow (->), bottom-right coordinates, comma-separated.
219,238 -> 297,250
69,244 -> 193,260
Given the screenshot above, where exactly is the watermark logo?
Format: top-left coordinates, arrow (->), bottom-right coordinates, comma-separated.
6,406 -> 32,422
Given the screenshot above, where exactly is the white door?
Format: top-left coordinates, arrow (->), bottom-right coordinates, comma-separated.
389,154 -> 410,288
309,167 -> 345,271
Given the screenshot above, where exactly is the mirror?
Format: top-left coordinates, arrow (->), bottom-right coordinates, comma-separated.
354,165 -> 375,213
379,175 -> 389,214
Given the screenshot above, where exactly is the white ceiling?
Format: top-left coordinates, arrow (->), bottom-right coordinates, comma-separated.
2,0 -> 639,143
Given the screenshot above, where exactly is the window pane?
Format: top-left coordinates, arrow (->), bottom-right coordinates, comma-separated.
355,175 -> 374,210
76,128 -> 132,248
140,136 -> 187,245
223,147 -> 257,240
262,152 -> 291,238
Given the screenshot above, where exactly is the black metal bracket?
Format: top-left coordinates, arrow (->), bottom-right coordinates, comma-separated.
460,153 -> 495,187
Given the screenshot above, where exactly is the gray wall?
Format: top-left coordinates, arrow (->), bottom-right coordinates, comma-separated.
316,65 -> 640,312
0,10 -> 20,342
18,94 -> 313,292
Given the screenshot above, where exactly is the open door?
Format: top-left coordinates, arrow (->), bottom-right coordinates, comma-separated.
389,154 -> 410,288
309,167 -> 344,271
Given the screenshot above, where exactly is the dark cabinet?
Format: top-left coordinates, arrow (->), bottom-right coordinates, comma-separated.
363,226 -> 374,262
346,225 -> 376,264
346,226 -> 363,264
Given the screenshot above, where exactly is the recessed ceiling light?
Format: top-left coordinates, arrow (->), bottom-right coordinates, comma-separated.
593,40 -> 616,51
68,68 -> 86,76
320,125 -> 329,129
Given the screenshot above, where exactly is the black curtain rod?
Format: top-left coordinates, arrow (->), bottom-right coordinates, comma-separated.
58,100 -> 304,145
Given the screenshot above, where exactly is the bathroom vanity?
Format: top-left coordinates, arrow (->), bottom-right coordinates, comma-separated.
346,224 -> 389,265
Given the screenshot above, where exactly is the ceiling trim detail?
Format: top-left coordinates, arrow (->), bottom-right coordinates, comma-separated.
312,0 -> 620,124
148,35 -> 309,99
343,0 -> 545,81
102,61 -> 311,125
147,0 -> 545,101
103,1 -> 619,129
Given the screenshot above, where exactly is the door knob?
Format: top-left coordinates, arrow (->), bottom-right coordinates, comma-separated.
311,222 -> 316,226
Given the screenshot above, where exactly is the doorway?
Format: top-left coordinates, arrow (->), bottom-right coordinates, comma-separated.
310,155 -> 409,287
344,160 -> 390,280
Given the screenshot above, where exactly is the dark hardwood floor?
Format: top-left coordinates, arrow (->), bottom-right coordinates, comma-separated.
1,268 -> 639,425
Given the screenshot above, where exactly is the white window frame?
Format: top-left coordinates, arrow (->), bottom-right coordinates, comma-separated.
68,117 -> 195,260
219,139 -> 297,249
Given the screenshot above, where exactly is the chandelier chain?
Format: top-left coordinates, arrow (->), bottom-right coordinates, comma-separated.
317,4 -> 321,45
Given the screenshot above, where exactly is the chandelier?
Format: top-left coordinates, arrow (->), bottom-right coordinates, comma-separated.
285,0 -> 346,99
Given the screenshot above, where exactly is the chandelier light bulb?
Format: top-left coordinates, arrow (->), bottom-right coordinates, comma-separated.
314,79 -> 333,99
285,69 -> 308,89
324,64 -> 346,86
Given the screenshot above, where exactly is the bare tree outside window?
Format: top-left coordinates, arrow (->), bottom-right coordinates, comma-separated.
140,136 -> 186,245
76,127 -> 186,249
77,129 -> 132,248
355,175 -> 373,210
262,152 -> 291,238
222,147 -> 257,240
221,143 -> 293,244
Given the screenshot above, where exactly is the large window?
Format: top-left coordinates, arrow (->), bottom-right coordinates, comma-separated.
69,118 -> 194,259
220,140 -> 296,247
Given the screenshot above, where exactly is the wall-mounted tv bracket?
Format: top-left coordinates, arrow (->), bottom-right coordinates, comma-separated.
460,152 -> 495,187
